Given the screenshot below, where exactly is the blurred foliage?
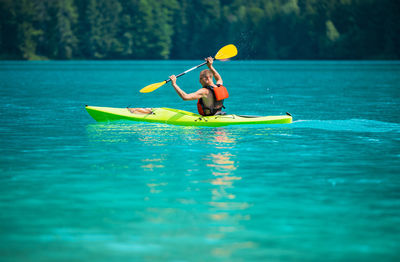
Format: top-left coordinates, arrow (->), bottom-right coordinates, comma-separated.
0,0 -> 399,60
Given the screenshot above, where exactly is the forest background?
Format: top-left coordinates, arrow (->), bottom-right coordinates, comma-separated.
0,0 -> 399,60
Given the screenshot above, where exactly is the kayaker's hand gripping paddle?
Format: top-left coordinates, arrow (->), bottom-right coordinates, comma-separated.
140,44 -> 238,93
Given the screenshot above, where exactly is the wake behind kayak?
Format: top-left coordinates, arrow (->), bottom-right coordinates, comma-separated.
85,106 -> 292,127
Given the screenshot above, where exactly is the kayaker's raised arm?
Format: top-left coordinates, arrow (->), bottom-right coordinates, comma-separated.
170,75 -> 207,101
206,57 -> 222,85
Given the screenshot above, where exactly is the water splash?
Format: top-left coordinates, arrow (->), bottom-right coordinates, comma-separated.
293,119 -> 400,133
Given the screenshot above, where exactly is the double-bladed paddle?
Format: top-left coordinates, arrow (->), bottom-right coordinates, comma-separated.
140,44 -> 238,93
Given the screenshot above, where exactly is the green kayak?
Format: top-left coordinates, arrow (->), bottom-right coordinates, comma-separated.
85,106 -> 292,127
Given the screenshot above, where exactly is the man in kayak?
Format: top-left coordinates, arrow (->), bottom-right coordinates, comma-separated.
169,57 -> 228,116
128,57 -> 228,115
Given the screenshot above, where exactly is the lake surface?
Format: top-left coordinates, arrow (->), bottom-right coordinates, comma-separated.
0,61 -> 399,261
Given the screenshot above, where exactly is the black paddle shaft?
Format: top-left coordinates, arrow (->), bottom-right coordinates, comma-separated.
164,60 -> 209,83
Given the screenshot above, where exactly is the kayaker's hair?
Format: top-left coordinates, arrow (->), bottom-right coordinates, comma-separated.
200,69 -> 212,78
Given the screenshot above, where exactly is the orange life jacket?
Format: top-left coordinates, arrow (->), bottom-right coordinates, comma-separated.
197,84 -> 229,116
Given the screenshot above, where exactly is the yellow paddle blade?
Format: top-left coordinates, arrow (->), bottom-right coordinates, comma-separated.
140,80 -> 167,93
214,44 -> 238,60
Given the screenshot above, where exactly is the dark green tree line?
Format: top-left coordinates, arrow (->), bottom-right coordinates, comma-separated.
0,0 -> 399,60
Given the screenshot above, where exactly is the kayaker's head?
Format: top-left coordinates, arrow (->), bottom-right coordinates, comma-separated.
199,69 -> 214,87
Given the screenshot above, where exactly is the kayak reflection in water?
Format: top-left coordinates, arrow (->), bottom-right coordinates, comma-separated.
128,57 -> 229,116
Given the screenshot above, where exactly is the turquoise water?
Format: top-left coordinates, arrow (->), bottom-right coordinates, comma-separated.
1,61 -> 400,261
